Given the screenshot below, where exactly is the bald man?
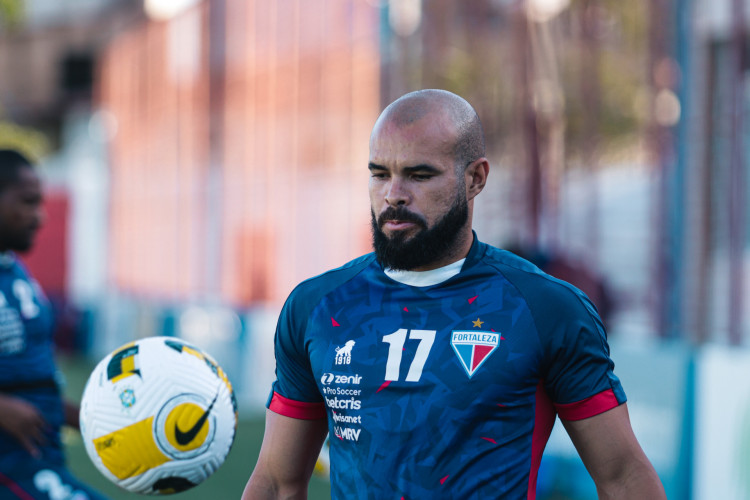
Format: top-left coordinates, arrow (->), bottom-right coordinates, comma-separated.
243,90 -> 665,499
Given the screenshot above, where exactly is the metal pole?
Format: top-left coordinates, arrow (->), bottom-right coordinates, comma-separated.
648,0 -> 672,339
579,0 -> 600,267
517,0 -> 542,247
728,0 -> 746,345
206,0 -> 227,299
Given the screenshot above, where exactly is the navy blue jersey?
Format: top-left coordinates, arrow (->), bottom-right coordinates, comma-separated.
0,253 -> 63,465
268,235 -> 626,499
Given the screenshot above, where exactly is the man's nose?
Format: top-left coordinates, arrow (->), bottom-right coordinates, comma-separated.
385,178 -> 410,206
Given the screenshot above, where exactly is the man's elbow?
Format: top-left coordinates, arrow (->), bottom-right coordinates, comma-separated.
243,469 -> 310,500
593,455 -> 666,500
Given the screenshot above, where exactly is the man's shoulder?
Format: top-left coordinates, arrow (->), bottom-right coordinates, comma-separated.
476,241 -> 555,288
476,241 -> 594,315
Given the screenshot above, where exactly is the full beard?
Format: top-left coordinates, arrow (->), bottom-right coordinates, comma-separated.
370,193 -> 469,271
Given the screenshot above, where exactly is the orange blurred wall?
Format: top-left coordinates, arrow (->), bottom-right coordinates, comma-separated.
99,0 -> 380,306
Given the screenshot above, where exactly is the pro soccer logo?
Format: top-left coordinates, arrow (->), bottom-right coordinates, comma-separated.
451,331 -> 499,378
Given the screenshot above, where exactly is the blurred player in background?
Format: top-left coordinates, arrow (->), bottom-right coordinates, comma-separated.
0,150 -> 107,499
243,90 -> 665,499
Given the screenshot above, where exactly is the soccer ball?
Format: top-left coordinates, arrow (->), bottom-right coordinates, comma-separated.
79,336 -> 237,495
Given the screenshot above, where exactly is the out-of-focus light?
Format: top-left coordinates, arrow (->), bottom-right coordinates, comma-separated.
180,306 -> 242,345
88,110 -> 118,143
389,0 -> 421,37
526,0 -> 570,23
654,89 -> 681,127
144,0 -> 200,21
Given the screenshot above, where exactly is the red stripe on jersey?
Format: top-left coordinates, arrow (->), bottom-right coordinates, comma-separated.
268,392 -> 326,420
554,389 -> 621,421
0,471 -> 36,500
528,381 -> 556,500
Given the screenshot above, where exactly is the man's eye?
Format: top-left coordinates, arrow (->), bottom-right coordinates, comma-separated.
412,174 -> 431,181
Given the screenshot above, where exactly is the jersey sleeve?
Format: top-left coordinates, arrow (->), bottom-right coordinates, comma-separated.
537,284 -> 626,420
267,286 -> 326,420
494,254 -> 626,421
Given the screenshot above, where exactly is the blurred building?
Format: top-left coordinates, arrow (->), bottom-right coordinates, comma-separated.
0,0 -> 381,406
99,1 -> 380,308
89,0 -> 381,407
0,0 -> 135,132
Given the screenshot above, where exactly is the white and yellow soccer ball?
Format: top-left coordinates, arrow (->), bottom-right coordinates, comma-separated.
79,336 -> 237,495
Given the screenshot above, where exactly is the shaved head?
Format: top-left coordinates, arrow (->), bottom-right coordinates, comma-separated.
372,89 -> 486,169
368,90 -> 490,270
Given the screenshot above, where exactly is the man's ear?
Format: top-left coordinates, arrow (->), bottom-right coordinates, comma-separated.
465,158 -> 489,201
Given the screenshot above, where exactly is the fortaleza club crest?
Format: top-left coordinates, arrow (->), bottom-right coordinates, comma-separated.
451,331 -> 499,377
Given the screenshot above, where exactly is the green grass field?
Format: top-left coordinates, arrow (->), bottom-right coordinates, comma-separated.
58,354 -> 331,500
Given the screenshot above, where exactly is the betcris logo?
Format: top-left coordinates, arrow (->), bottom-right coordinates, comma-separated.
321,373 -> 362,385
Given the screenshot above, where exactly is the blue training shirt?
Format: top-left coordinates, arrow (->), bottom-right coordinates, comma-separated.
268,235 -> 626,499
0,253 -> 63,465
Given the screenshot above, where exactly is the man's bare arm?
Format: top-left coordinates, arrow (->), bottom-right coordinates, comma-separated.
242,410 -> 328,500
562,403 -> 666,499
0,393 -> 47,458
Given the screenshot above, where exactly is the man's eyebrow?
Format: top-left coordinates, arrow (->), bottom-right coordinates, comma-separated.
368,162 -> 387,171
367,163 -> 441,174
403,164 -> 440,174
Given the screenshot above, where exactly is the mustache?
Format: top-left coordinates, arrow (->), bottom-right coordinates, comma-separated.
376,206 -> 427,228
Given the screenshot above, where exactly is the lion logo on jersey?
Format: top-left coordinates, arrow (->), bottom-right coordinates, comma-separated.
334,340 -> 355,365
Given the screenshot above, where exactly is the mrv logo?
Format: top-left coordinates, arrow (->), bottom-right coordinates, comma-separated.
334,426 -> 361,442
321,373 -> 362,385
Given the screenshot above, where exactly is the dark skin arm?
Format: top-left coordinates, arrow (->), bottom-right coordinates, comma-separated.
562,403 -> 666,499
0,393 -> 82,459
0,393 -> 47,458
243,410 -> 329,499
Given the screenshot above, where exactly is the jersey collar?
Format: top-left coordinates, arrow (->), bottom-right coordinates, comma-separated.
0,251 -> 16,269
381,231 -> 485,287
384,258 -> 466,287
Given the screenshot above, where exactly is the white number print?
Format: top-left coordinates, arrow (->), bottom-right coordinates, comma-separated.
33,469 -> 90,500
382,329 -> 436,382
13,279 -> 39,319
